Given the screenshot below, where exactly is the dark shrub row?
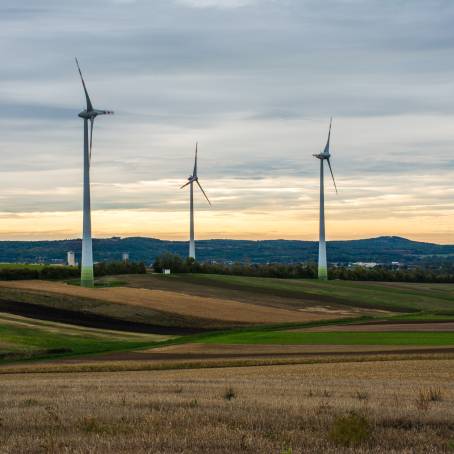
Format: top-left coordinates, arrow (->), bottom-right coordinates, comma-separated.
0,261 -> 146,281
153,253 -> 454,283
94,261 -> 146,277
154,253 -> 317,278
0,267 -> 47,281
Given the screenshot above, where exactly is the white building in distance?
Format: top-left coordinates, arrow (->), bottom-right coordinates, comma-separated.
352,262 -> 378,268
67,251 -> 76,267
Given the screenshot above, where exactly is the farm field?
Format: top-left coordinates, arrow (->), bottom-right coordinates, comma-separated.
1,274 -> 454,451
125,273 -> 454,313
304,321 -> 454,332
0,273 -> 454,366
0,359 -> 453,453
195,330 -> 454,346
2,273 -> 454,331
0,312 -> 167,362
0,281 -> 242,332
0,276 -> 393,330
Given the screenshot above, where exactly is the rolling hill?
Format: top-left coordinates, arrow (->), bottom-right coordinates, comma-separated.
0,236 -> 454,265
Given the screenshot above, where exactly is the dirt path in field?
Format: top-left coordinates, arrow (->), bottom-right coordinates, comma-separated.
0,281 -> 356,324
301,322 -> 454,332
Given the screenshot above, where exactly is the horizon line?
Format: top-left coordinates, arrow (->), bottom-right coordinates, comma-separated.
0,235 -> 450,246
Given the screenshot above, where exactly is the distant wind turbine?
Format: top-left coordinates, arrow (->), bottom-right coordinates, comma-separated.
75,58 -> 113,287
180,143 -> 211,259
313,118 -> 338,280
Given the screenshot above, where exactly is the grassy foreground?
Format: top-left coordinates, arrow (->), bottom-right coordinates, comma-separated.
0,359 -> 452,453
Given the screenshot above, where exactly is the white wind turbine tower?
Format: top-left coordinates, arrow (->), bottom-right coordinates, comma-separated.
180,143 -> 211,259
75,58 -> 113,287
313,118 -> 337,280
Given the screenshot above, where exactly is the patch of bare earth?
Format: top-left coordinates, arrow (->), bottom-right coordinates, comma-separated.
0,359 -> 453,452
0,281 -> 359,324
302,322 -> 454,332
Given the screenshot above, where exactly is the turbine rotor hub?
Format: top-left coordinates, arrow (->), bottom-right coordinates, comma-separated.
79,109 -> 111,119
78,110 -> 97,119
313,153 -> 331,160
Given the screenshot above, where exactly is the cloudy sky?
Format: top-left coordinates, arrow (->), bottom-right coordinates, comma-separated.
1,0 -> 453,242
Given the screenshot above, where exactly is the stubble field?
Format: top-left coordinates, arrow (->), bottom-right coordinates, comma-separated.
1,273 -> 454,452
0,358 -> 453,453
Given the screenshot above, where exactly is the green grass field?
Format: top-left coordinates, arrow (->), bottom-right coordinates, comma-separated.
194,329 -> 454,346
0,313 -> 168,363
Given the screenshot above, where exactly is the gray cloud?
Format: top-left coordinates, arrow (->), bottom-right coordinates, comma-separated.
0,0 -> 453,240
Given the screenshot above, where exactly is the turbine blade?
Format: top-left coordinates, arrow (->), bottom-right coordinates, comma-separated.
89,117 -> 94,162
323,117 -> 332,155
326,158 -> 338,193
180,180 -> 191,189
75,57 -> 93,111
193,142 -> 198,178
196,180 -> 211,206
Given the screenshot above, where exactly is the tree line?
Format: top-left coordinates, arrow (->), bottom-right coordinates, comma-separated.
153,253 -> 454,283
0,261 -> 146,281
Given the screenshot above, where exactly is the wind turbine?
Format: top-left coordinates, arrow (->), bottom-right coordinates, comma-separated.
313,118 -> 337,280
75,58 -> 113,288
180,143 -> 211,260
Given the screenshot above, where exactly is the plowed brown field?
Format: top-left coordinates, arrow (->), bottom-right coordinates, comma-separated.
0,280 -> 363,324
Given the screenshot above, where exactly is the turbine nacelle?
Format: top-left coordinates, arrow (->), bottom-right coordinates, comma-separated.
313,152 -> 331,160
78,109 -> 114,119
